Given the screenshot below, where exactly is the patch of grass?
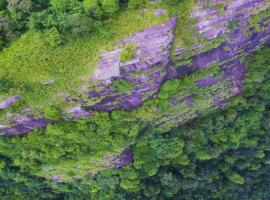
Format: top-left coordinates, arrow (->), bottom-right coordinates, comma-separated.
249,8 -> 270,32
120,44 -> 137,63
228,20 -> 238,30
110,79 -> 133,93
215,3 -> 225,14
223,46 -> 231,51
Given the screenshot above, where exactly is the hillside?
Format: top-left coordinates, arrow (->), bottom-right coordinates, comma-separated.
0,0 -> 270,199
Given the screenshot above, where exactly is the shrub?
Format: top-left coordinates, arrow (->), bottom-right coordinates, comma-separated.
63,13 -> 99,36
83,0 -> 103,17
0,77 -> 13,93
0,0 -> 7,10
128,0 -> 146,9
44,27 -> 63,46
110,79 -> 133,93
101,0 -> 119,15
215,3 -> 225,14
228,20 -> 238,30
43,105 -> 61,120
50,0 -> 71,12
120,44 -> 137,63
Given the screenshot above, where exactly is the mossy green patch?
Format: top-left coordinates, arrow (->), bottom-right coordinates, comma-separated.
110,79 -> 133,93
120,44 -> 137,63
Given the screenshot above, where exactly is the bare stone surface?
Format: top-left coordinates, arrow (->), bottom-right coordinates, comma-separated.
0,96 -> 21,110
104,147 -> 133,169
85,17 -> 177,111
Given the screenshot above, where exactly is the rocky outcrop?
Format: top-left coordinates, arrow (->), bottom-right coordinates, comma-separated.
0,96 -> 21,110
104,147 -> 133,169
85,17 -> 177,111
0,0 -> 269,182
0,0 -> 269,136
0,114 -> 51,136
153,0 -> 270,129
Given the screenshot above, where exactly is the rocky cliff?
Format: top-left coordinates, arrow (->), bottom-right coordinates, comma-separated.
0,0 -> 270,179
2,0 -> 269,136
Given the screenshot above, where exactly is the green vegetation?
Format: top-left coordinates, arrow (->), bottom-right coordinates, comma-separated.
0,43 -> 270,199
1,45 -> 270,198
228,20 -> 238,30
215,3 -> 225,14
0,1 -> 169,112
110,79 -> 133,93
167,0 -> 197,49
120,44 -> 137,63
1,0 -> 270,199
249,8 -> 270,32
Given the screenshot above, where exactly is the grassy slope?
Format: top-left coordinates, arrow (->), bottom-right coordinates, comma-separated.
0,4 -> 169,113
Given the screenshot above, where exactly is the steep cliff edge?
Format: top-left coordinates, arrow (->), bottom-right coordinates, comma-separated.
2,0 -> 269,136
0,0 -> 270,181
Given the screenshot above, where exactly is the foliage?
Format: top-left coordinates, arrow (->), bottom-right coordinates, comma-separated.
0,4 -> 168,111
128,0 -> 146,9
0,0 -> 270,198
0,45 -> 269,198
120,44 -> 137,63
110,79 -> 133,93
228,20 -> 238,30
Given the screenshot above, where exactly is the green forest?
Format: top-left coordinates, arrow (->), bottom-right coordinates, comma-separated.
1,0 -> 270,199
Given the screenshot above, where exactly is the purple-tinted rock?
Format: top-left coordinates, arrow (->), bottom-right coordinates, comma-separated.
1,118 -> 51,136
86,172 -> 93,177
192,0 -> 268,40
0,96 -> 21,110
66,107 -> 92,119
155,8 -> 167,16
87,18 -> 177,111
104,147 -> 133,169
51,175 -> 62,182
1,0 -> 270,137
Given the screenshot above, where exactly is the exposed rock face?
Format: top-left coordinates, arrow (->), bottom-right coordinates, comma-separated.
104,147 -> 133,169
86,17 -> 177,111
0,96 -> 21,110
0,0 -> 269,137
152,0 -> 270,129
1,114 -> 51,136
193,0 -> 267,40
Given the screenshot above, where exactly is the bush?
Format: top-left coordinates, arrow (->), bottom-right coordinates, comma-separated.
228,20 -> 238,30
0,77 -> 13,93
44,27 -> 63,46
110,79 -> 133,93
63,13 -> 99,36
0,0 -> 7,10
120,44 -> 137,63
43,105 -> 61,120
128,0 -> 146,9
50,0 -> 71,12
101,0 -> 119,15
83,0 -> 103,17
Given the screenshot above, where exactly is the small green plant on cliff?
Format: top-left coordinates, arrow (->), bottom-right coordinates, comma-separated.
128,0 -> 147,9
110,79 -> 133,93
0,77 -> 13,94
228,20 -> 238,30
215,3 -> 225,14
120,44 -> 137,63
43,105 -> 61,120
249,8 -> 270,32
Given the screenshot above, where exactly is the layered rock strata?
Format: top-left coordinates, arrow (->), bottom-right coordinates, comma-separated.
0,0 -> 269,137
